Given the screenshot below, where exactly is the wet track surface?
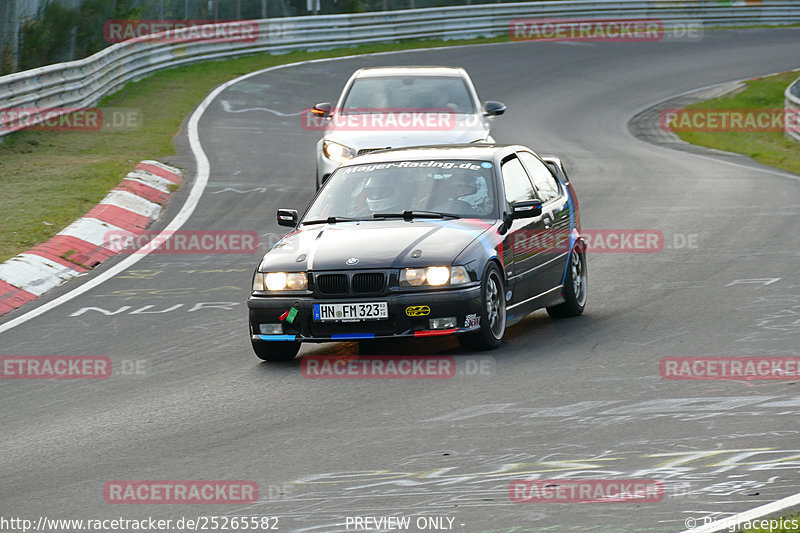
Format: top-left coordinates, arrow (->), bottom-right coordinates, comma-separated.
2,28 -> 800,532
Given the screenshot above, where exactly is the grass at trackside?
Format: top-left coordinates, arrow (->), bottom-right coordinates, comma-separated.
675,70 -> 800,176
738,512 -> 800,533
0,34 -> 510,263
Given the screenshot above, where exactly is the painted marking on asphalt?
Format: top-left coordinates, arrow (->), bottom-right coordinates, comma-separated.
425,396 -> 796,422
677,491 -> 800,533
68,301 -> 240,316
220,99 -> 303,116
92,286 -> 243,300
726,278 -> 781,287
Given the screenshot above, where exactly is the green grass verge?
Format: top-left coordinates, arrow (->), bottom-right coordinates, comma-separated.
0,34 -> 510,263
675,70 -> 800,176
739,511 -> 800,533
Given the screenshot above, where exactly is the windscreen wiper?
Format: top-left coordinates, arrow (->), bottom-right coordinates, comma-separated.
373,210 -> 460,220
301,216 -> 363,225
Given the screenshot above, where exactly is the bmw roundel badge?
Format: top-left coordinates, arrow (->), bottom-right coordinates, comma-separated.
345,257 -> 359,265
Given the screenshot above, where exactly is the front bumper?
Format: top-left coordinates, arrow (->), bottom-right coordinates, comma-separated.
248,285 -> 482,343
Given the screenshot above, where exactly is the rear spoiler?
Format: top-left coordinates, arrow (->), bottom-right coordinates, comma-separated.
540,155 -> 570,184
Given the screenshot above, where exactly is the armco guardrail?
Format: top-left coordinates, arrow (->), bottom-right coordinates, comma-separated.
2,0 -> 800,137
786,77 -> 800,142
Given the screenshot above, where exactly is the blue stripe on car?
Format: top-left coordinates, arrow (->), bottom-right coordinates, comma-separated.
258,334 -> 297,341
331,333 -> 375,340
562,186 -> 577,285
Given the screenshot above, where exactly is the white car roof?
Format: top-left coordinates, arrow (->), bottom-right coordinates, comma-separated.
352,67 -> 467,78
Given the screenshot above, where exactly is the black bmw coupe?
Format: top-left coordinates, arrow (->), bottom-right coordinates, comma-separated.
248,144 -> 587,361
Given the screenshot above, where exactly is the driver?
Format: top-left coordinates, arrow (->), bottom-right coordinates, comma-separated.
427,174 -> 480,214
363,174 -> 401,213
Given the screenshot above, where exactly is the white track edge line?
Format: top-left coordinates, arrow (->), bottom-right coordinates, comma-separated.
678,492 -> 800,533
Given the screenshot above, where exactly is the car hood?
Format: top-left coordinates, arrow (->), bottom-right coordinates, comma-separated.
324,114 -> 491,151
260,219 -> 495,271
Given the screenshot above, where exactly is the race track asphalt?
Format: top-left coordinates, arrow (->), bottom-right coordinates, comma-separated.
1,27 -> 800,533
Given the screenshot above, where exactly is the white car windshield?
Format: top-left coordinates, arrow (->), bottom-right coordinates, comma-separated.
304,160 -> 498,221
341,76 -> 476,114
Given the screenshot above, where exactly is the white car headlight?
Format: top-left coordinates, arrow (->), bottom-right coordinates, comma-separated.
254,272 -> 308,291
323,140 -> 356,164
399,266 -> 469,287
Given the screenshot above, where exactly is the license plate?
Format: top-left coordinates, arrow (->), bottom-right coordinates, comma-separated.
313,302 -> 388,322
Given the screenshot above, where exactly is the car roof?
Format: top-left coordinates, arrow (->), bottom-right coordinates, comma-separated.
352,67 -> 467,78
341,144 -> 531,164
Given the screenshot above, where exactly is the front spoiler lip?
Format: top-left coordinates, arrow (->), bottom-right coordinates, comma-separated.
251,326 -> 479,343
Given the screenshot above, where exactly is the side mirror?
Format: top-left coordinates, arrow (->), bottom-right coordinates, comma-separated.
277,208 -> 298,227
512,199 -> 543,219
483,100 -> 506,116
311,102 -> 332,117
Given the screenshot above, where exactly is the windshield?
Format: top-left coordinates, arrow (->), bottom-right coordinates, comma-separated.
304,160 -> 498,221
341,76 -> 476,114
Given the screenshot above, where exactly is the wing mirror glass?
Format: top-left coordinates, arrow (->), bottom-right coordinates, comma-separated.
483,100 -> 507,116
277,208 -> 299,227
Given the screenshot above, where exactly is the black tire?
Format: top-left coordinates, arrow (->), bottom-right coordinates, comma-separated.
458,262 -> 506,350
251,340 -> 301,362
547,245 -> 588,318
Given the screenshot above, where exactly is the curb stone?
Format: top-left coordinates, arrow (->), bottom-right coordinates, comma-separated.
0,161 -> 182,317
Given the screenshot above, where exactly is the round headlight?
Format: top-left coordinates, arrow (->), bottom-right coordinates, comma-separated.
265,272 -> 288,291
450,266 -> 469,285
426,267 -> 450,286
286,273 -> 308,290
402,268 -> 427,286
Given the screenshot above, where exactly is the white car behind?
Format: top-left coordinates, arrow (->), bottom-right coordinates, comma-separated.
311,66 -> 506,189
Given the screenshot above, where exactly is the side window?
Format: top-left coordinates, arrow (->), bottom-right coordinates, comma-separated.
501,157 -> 535,204
519,152 -> 560,202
